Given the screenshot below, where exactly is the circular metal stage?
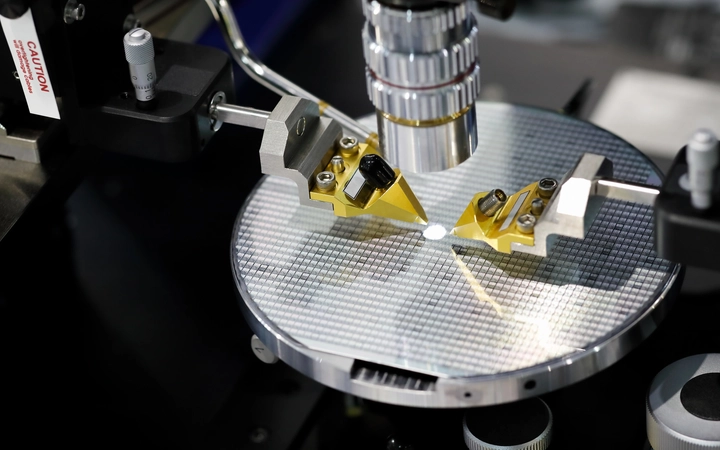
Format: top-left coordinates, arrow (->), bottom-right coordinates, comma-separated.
231,103 -> 681,408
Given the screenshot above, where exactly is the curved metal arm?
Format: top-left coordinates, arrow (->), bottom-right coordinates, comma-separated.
204,0 -> 377,146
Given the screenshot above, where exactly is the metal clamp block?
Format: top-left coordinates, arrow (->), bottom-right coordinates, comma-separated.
511,153 -> 614,256
259,96 -> 343,210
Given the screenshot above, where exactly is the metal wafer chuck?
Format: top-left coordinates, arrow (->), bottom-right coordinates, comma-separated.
452,153 -> 661,256
209,94 -> 427,224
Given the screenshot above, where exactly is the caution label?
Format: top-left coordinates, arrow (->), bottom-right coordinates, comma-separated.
1,10 -> 60,119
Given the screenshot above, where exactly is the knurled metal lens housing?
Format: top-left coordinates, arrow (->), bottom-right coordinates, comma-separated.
363,0 -> 481,173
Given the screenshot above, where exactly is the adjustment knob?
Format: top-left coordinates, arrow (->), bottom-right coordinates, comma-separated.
686,129 -> 719,210
463,398 -> 553,450
647,354 -> 720,450
359,154 -> 396,190
123,27 -> 158,107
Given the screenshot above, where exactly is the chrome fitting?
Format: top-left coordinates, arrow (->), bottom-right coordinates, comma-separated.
477,189 -> 507,217
687,129 -> 719,210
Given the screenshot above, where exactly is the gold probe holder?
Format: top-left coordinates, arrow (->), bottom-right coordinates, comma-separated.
309,143 -> 428,225
451,181 -> 548,253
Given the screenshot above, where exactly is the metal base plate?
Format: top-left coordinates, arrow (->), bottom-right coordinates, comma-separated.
231,103 -> 680,408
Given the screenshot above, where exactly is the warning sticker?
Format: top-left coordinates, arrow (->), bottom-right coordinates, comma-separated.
1,10 -> 60,119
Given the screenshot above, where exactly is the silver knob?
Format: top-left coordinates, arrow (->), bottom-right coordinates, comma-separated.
463,398 -> 553,450
647,354 -> 720,450
687,129 -> 719,210
250,335 -> 278,364
123,28 -> 157,104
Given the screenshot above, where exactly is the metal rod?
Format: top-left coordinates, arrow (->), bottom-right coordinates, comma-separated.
213,103 -> 269,129
594,179 -> 660,206
204,0 -> 376,145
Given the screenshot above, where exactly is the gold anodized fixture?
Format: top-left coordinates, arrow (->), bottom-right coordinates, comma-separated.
310,143 -> 428,225
451,180 -> 556,253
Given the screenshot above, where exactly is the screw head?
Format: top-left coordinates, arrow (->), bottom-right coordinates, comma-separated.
339,136 -> 359,154
316,171 -> 337,192
516,213 -> 537,234
340,136 -> 358,148
538,178 -> 558,199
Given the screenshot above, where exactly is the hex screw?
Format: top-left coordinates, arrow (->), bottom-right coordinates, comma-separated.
516,213 -> 537,234
316,171 -> 337,192
339,136 -> 359,155
538,178 -> 558,199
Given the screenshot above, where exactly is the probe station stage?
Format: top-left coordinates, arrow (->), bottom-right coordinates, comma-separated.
3,0 -> 717,446
232,103 -> 680,408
